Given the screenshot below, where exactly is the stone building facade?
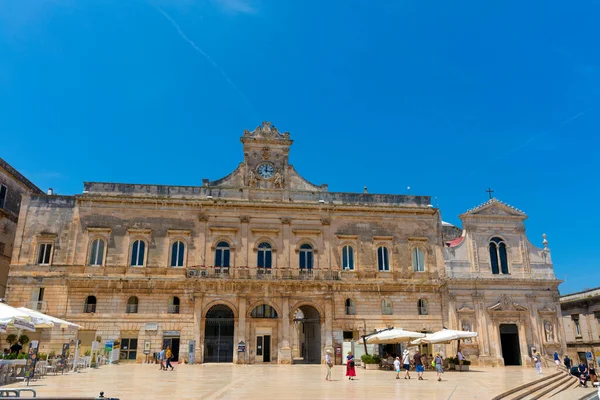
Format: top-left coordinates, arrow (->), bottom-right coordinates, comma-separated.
560,288 -> 600,366
0,157 -> 43,298
5,123 -> 564,366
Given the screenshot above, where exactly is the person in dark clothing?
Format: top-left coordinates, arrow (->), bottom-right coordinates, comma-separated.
578,364 -> 589,387
564,355 -> 571,373
10,343 -> 22,355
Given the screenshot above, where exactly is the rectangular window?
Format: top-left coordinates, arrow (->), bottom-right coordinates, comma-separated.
0,184 -> 6,209
31,287 -> 45,311
37,243 -> 52,265
573,316 -> 581,337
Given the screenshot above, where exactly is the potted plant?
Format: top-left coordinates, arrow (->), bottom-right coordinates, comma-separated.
458,359 -> 471,371
447,356 -> 456,370
18,334 -> 30,348
5,334 -> 18,348
361,354 -> 381,370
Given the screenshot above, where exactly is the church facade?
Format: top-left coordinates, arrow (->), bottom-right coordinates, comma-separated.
5,123 -> 565,366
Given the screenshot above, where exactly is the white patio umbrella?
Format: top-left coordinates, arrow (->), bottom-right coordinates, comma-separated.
411,329 -> 478,345
0,303 -> 36,332
359,328 -> 426,344
17,308 -> 81,330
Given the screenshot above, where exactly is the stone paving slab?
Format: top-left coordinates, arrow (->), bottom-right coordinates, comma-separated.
5,364 -> 550,399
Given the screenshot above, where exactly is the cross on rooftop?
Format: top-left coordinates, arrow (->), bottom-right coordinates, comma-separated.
486,187 -> 494,200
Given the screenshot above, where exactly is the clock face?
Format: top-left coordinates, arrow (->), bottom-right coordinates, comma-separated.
257,163 -> 275,179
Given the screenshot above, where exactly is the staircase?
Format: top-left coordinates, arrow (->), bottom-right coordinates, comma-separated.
492,370 -> 580,400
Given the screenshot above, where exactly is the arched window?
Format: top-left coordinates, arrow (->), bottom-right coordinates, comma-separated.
382,299 -> 393,315
84,295 -> 97,313
88,239 -> 105,266
489,237 -> 509,275
214,241 -> 231,268
418,299 -> 428,315
168,296 -> 180,314
130,240 -> 145,267
257,242 -> 272,269
412,247 -> 425,272
126,296 -> 139,314
341,245 -> 354,270
250,304 -> 278,318
345,298 -> 356,315
299,244 -> 314,270
170,241 -> 185,267
377,246 -> 389,271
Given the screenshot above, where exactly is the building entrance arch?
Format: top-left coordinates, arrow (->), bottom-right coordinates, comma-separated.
292,305 -> 321,364
204,304 -> 235,363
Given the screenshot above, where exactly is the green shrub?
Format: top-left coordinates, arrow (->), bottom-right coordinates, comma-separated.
84,350 -> 91,356
361,354 -> 381,364
18,335 -> 30,346
17,353 -> 27,359
5,334 -> 17,346
38,352 -> 48,361
48,351 -> 56,358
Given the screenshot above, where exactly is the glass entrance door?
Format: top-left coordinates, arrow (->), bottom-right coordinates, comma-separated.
163,337 -> 180,362
256,335 -> 271,362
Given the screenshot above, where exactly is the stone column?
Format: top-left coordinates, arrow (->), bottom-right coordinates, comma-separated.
321,219 -> 330,270
518,319 -> 529,366
526,294 -> 540,352
473,293 -> 490,356
278,296 -> 292,364
198,214 -> 209,266
324,297 -> 333,351
193,293 -> 204,363
237,296 -> 247,364
282,218 -> 291,273
240,216 -> 249,269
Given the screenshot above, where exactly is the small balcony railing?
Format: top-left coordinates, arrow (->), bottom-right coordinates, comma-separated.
168,305 -> 180,314
185,267 -> 341,281
126,304 -> 138,314
84,304 -> 96,313
28,301 -> 47,312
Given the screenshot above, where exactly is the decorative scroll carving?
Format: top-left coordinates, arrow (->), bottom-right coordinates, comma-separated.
198,213 -> 209,222
240,216 -> 250,223
273,172 -> 284,189
320,218 -> 331,226
261,147 -> 271,160
281,217 -> 291,225
243,121 -> 290,140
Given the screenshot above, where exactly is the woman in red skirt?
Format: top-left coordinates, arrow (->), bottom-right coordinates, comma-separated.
346,351 -> 357,380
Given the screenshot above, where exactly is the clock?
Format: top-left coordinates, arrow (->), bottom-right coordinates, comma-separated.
257,163 -> 275,179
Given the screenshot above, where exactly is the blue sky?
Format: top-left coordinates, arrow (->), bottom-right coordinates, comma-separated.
1,0 -> 598,293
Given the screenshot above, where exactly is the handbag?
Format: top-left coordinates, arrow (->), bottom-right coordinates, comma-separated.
349,361 -> 355,368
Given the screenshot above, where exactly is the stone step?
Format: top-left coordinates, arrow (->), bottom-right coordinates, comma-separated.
492,372 -> 564,400
527,374 -> 575,400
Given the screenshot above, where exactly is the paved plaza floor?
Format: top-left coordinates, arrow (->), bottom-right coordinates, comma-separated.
4,363 -> 568,399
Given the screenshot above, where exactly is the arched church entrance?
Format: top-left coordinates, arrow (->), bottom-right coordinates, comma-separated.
293,305 -> 321,364
499,324 -> 521,366
204,304 -> 235,363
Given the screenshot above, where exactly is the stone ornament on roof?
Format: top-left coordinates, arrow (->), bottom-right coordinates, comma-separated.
244,121 -> 290,140
467,197 -> 525,216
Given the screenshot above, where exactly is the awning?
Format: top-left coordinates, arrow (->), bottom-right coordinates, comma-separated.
359,328 -> 426,344
411,329 -> 478,344
17,308 -> 81,330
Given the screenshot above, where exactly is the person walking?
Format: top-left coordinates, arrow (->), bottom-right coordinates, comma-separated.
346,351 -> 356,380
564,355 -> 572,373
402,350 -> 411,379
457,348 -> 465,372
534,352 -> 542,375
414,349 -> 424,380
553,352 -> 560,371
434,352 -> 444,382
394,356 -> 401,379
158,348 -> 166,370
325,350 -> 333,381
165,346 -> 174,371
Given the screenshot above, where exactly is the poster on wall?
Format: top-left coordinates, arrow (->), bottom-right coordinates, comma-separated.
111,341 -> 120,364
24,341 -> 39,383
188,340 -> 195,364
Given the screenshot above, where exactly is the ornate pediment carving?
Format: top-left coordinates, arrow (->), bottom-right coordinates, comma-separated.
457,305 -> 475,314
243,122 -> 290,140
488,294 -> 528,312
462,199 -> 527,219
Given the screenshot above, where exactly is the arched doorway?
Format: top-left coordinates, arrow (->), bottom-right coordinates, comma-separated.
500,324 -> 521,366
293,305 -> 321,364
204,304 -> 235,363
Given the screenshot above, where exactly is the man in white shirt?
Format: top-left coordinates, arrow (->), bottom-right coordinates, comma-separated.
457,349 -> 465,372
325,350 -> 333,381
394,357 -> 401,379
402,350 -> 411,379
